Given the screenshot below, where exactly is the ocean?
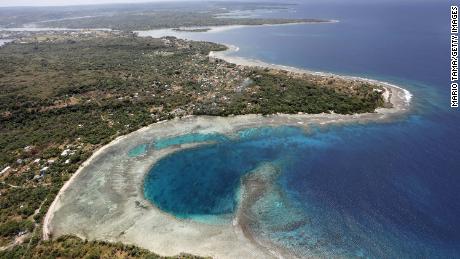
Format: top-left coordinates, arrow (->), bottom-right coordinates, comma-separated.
143,1 -> 460,258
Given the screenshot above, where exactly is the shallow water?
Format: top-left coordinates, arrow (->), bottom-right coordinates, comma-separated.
128,143 -> 148,157
153,133 -> 229,150
144,121 -> 459,257
142,1 -> 459,258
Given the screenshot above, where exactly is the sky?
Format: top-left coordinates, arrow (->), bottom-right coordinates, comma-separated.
0,0 -> 440,7
0,0 -> 170,7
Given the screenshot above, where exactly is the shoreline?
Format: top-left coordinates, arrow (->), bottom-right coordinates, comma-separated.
42,131 -> 143,240
135,19 -> 338,37
206,44 -> 412,257
1,19 -> 336,34
209,44 -> 412,108
42,113 -> 410,259
42,112 -> 409,258
43,31 -> 411,258
180,19 -> 339,33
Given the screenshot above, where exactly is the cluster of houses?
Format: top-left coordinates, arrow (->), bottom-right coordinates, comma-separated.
0,144 -> 81,186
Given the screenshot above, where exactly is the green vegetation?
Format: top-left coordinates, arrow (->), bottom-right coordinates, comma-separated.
38,13 -> 324,31
0,31 -> 383,257
1,235 -> 206,258
0,2 -> 328,31
0,220 -> 34,238
244,72 -> 384,115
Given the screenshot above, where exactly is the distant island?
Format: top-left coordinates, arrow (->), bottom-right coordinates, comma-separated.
0,2 -> 331,31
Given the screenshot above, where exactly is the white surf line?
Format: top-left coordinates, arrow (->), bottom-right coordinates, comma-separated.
209,44 -> 413,106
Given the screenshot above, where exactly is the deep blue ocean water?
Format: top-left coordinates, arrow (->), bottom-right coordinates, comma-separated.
143,1 -> 460,258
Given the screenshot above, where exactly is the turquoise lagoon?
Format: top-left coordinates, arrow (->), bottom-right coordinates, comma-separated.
142,118 -> 459,258
140,1 -> 459,258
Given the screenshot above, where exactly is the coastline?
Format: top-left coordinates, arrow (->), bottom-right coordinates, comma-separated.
3,0 -> 457,257
42,33 -> 412,258
184,19 -> 339,33
1,19 -> 335,35
43,106 -> 410,258
135,19 -> 338,37
42,131 -> 143,240
206,45 -> 412,257
42,112 -> 409,258
209,44 -> 412,108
